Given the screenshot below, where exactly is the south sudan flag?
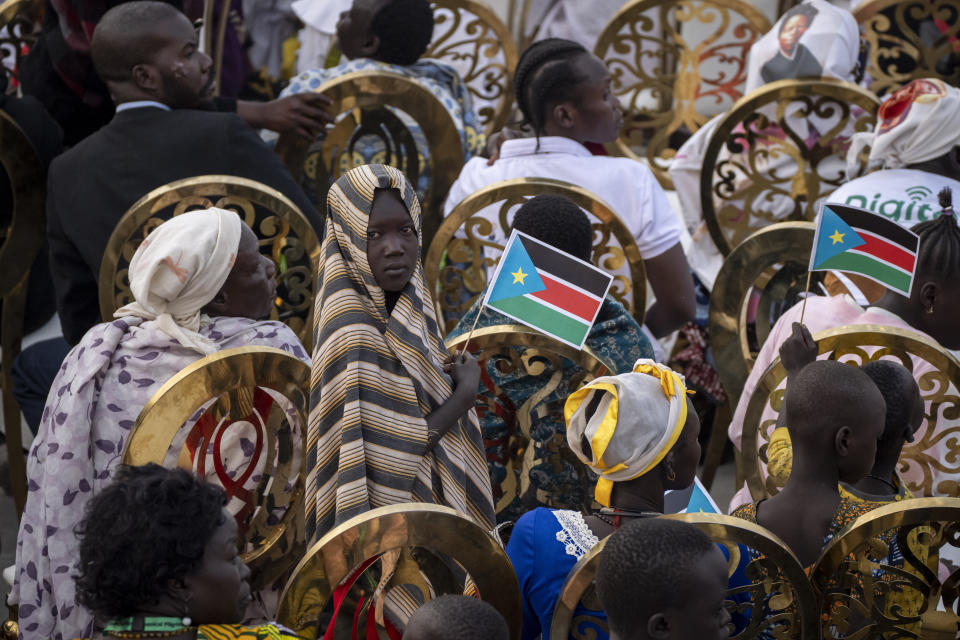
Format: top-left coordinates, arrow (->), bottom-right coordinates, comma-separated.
482,230 -> 613,349
810,204 -> 920,296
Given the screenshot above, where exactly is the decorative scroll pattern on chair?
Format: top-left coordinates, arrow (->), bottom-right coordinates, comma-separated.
123,346 -> 310,588
811,498 -> 960,639
594,0 -> 771,189
446,325 -> 614,519
741,325 -> 960,502
701,78 -> 880,255
276,504 -> 523,639
425,177 -> 646,335
854,0 -> 960,97
426,0 -> 518,136
97,175 -> 321,349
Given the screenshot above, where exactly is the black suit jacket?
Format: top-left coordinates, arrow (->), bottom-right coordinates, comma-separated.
47,106 -> 321,344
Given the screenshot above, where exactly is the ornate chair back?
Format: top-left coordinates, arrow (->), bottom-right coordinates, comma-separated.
810,497 -> 960,639
740,325 -> 960,502
122,346 -> 310,588
854,0 -> 960,97
550,513 -> 819,640
275,70 -> 464,246
445,324 -> 615,518
701,78 -> 881,256
425,177 -> 646,335
594,0 -> 771,189
425,0 -> 518,137
0,0 -> 39,90
97,175 -> 321,349
708,222 -> 817,405
198,0 -> 240,97
0,110 -> 45,516
276,504 -> 523,639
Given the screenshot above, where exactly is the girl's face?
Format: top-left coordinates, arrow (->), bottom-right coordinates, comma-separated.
666,397 -> 702,490
366,188 -> 419,292
562,53 -> 623,144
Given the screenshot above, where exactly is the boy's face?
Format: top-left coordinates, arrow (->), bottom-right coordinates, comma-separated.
660,547 -> 731,640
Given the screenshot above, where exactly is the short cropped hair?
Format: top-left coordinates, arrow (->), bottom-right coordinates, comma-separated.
405,595 -> 509,640
91,1 -> 186,82
372,0 -> 435,66
861,360 -> 919,442
73,464 -> 227,618
783,359 -> 884,440
512,195 -> 593,262
596,518 -> 715,639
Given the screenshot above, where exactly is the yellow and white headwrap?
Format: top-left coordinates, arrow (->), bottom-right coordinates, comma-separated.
564,359 -> 690,506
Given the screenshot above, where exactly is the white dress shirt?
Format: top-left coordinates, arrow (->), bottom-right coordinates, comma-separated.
443,136 -> 684,260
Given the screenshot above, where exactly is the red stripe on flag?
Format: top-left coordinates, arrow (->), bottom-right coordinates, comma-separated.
855,231 -> 916,272
530,274 -> 601,322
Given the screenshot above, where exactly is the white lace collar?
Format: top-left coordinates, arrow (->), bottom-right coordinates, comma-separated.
553,510 -> 600,559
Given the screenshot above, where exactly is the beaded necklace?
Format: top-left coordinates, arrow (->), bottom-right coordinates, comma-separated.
104,616 -> 197,639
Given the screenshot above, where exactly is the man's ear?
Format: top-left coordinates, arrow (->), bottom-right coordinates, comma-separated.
551,101 -> 577,131
132,63 -> 161,93
204,290 -> 228,316
835,425 -> 852,457
647,612 -> 671,640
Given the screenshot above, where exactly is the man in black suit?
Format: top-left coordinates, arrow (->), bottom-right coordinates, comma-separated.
12,0 -> 328,432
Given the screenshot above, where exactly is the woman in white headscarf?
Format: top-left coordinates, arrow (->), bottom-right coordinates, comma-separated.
11,209 -> 311,640
505,360 -> 702,640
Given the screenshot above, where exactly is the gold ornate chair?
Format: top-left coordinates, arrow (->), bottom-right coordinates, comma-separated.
97,174 -> 321,349
425,0 -> 518,137
550,513 -> 819,640
425,177 -> 646,335
198,0 -> 241,97
854,0 -> 960,97
122,345 -> 310,588
275,70 -> 464,246
810,497 -> 960,639
0,0 -> 39,89
701,78 -> 881,256
594,0 -> 771,189
276,503 -> 522,639
0,110 -> 45,517
445,324 -> 615,519
740,325 -> 960,502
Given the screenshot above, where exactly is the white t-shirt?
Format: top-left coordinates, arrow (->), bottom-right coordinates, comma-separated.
827,169 -> 959,228
443,136 -> 684,260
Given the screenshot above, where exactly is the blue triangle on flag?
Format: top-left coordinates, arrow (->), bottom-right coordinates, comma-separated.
488,237 -> 546,303
813,206 -> 867,268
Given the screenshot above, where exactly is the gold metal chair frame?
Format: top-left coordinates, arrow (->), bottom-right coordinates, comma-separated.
854,0 -> 960,97
97,174 -> 321,349
0,0 -> 39,89
275,70 -> 464,246
810,497 -> 960,639
708,221 -> 815,406
550,513 -> 819,640
426,0 -> 518,137
122,346 -> 310,589
426,177 -> 647,335
0,110 -> 45,517
445,324 -> 614,517
594,0 -> 771,189
700,78 -> 880,256
276,503 -> 523,640
741,324 -> 960,502
199,0 -> 234,97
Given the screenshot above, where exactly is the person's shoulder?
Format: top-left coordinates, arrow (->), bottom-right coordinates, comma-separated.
208,318 -> 310,361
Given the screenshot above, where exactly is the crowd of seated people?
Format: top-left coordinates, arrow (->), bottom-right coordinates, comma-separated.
3,0 -> 960,639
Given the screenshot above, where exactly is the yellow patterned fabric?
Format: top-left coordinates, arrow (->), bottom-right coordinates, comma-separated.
306,164 -> 494,540
196,623 -> 301,640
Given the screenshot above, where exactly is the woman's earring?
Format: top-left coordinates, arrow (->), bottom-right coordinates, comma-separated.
926,306 -> 935,315
665,466 -> 676,482
180,591 -> 193,627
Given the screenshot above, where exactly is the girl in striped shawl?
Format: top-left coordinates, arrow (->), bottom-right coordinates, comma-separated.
307,164 -> 495,540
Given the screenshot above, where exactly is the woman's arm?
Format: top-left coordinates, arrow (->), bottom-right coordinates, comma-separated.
642,243 -> 697,337
424,352 -> 481,451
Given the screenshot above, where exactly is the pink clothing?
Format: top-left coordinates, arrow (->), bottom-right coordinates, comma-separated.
727,294 -> 956,511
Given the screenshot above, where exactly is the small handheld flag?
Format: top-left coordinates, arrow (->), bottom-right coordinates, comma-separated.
810,204 -> 920,297
479,230 -> 614,349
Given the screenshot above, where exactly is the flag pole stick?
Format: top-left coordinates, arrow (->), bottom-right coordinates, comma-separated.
799,269 -> 813,325
459,305 -> 485,357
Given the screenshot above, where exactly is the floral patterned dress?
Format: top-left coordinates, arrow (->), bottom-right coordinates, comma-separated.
11,316 -> 310,640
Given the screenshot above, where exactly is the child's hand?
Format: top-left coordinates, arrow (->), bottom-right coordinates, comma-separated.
779,322 -> 817,376
444,352 -> 481,393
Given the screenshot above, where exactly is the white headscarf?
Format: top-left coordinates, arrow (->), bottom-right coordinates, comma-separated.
114,208 -> 244,355
846,78 -> 960,172
564,359 -> 690,506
